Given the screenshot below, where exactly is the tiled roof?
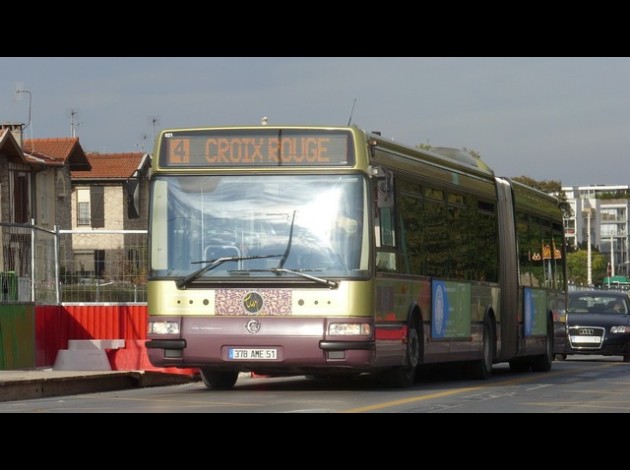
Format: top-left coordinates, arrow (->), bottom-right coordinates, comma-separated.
72,152 -> 146,180
23,137 -> 77,162
23,137 -> 91,170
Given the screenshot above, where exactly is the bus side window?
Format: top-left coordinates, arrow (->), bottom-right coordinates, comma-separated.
379,206 -> 396,247
375,192 -> 397,272
376,251 -> 397,271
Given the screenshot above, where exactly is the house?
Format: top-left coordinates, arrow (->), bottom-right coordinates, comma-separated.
1,124 -> 91,228
0,125 -> 152,370
0,124 -> 30,225
0,124 -> 91,301
1,121 -> 151,299
69,152 -> 150,280
21,135 -> 92,293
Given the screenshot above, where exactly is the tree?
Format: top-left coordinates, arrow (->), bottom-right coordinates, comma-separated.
567,248 -> 608,287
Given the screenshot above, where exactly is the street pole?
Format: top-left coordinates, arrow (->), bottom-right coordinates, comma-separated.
611,233 -> 615,278
586,209 -> 592,287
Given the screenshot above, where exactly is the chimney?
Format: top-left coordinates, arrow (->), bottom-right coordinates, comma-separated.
1,122 -> 24,147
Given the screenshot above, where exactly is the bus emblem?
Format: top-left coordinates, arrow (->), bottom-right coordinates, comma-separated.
246,319 -> 261,334
243,292 -> 264,313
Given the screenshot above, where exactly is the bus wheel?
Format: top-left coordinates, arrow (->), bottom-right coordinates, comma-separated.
531,318 -> 553,372
200,369 -> 239,390
466,319 -> 494,380
509,360 -> 531,372
380,319 -> 421,388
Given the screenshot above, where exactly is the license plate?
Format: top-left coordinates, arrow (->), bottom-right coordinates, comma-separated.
228,348 -> 278,360
571,335 -> 601,343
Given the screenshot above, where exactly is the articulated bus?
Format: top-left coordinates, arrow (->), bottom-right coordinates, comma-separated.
137,124 -> 567,389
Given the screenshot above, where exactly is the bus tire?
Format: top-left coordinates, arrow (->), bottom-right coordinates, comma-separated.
380,318 -> 421,388
200,369 -> 239,390
466,318 -> 494,380
531,318 -> 554,372
508,359 -> 531,372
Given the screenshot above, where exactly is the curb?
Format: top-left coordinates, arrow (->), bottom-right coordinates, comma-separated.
0,371 -> 201,403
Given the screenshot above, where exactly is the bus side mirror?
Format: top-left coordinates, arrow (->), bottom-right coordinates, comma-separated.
376,171 -> 394,208
126,178 -> 140,219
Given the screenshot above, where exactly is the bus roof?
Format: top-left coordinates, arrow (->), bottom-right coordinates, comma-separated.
365,129 -> 496,179
152,123 -> 497,179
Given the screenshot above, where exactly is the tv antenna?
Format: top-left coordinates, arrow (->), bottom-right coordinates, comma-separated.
66,108 -> 81,137
137,133 -> 148,152
15,82 -> 33,140
347,98 -> 357,125
148,115 -> 160,143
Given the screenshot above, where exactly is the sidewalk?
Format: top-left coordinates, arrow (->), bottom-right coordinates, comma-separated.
0,368 -> 200,403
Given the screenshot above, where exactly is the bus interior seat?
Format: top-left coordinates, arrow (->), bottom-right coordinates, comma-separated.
205,245 -> 240,260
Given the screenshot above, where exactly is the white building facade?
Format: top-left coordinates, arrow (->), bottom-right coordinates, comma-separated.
562,184 -> 629,279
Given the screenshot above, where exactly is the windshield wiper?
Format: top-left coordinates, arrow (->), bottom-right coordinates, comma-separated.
277,210 -> 296,269
176,254 -> 283,289
270,267 -> 339,288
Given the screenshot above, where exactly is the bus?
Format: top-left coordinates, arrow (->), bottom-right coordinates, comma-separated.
136,124 -> 567,389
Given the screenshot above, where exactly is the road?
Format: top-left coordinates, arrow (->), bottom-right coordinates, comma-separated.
1,356 -> 628,413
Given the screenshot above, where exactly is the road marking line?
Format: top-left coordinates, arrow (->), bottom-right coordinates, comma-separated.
341,386 -> 483,413
341,361 -> 626,413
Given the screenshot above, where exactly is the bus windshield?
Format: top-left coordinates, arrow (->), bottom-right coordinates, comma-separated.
150,174 -> 370,280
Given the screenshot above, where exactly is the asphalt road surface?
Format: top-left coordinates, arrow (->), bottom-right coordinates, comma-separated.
1,355 -> 628,413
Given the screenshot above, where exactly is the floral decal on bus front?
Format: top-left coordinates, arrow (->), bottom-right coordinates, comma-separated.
215,289 -> 292,316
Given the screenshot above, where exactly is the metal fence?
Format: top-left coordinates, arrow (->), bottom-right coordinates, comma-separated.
0,223 -> 56,304
0,223 -> 147,304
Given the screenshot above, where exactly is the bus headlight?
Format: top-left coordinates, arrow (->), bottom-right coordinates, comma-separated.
148,321 -> 180,335
328,322 -> 371,336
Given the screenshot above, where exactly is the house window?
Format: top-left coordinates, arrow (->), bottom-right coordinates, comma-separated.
78,201 -> 90,225
95,249 -> 105,278
77,188 -> 90,225
14,172 -> 29,223
76,186 -> 105,227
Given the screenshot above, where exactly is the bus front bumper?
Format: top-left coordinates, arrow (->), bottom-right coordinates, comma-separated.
145,316 -> 376,371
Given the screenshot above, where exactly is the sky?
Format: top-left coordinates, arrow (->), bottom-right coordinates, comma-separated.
1,57 -> 629,187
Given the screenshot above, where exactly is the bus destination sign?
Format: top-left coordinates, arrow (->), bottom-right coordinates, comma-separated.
160,129 -> 353,167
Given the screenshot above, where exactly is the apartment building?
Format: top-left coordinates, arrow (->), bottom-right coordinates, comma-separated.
562,184 -> 630,278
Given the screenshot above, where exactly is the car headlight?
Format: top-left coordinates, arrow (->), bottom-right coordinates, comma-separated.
610,326 -> 630,334
328,322 -> 371,336
148,321 -> 180,335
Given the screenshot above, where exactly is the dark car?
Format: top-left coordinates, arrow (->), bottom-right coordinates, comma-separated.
559,290 -> 630,362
